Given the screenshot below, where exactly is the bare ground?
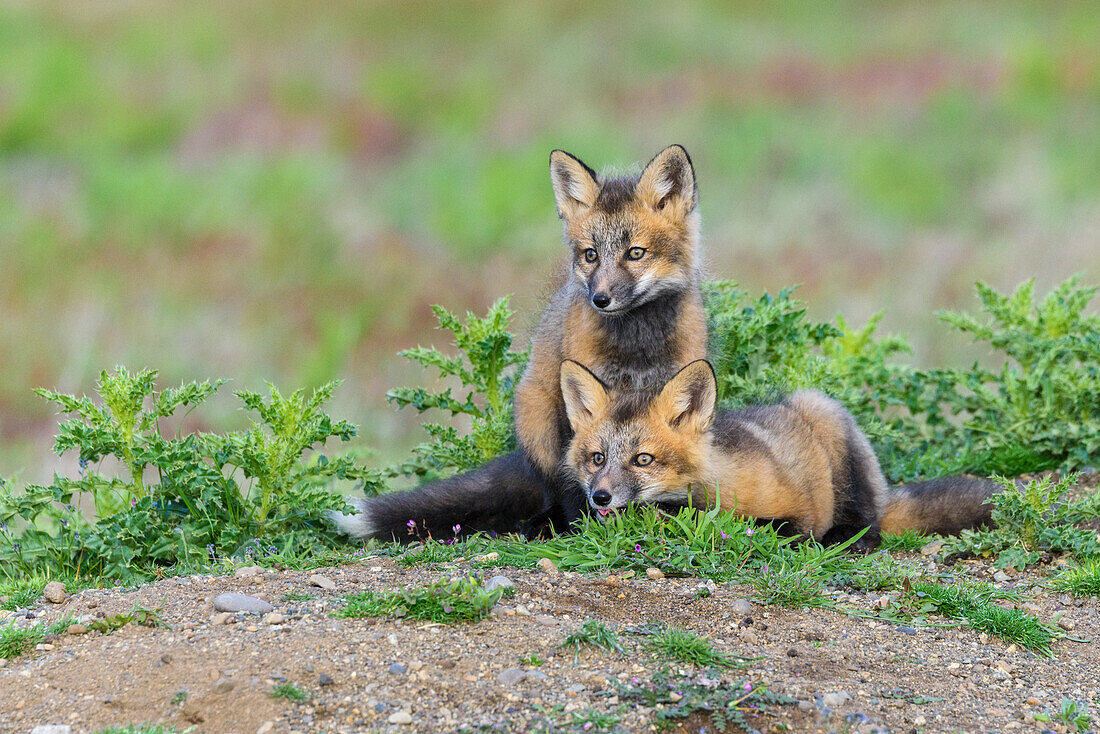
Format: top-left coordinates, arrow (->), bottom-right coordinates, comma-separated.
1,553 -> 1097,734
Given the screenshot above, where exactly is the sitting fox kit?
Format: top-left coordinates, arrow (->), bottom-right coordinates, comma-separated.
515,144 -> 708,478
560,359 -> 996,545
332,144 -> 710,541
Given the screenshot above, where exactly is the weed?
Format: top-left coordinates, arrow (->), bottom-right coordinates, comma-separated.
170,690 -> 188,705
270,683 -> 311,701
386,297 -> 527,479
46,613 -> 77,636
566,709 -> 620,731
0,623 -> 43,658
88,604 -> 167,634
519,653 -> 545,667
946,474 -> 1100,569
282,592 -> 315,602
0,368 -> 377,582
618,668 -> 794,731
1051,558 -> 1100,597
643,627 -> 746,669
559,620 -> 623,659
1035,698 -> 1093,732
336,574 -> 502,623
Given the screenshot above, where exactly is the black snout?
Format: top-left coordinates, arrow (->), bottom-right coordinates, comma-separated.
592,489 -> 612,506
591,293 -> 611,309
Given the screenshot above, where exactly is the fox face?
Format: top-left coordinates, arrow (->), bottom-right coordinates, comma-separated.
560,359 -> 716,516
549,145 -> 699,315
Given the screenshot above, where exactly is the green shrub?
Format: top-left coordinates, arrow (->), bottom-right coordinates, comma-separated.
945,474 -> 1100,569
704,277 -> 1100,481
0,367 -> 376,582
385,296 -> 528,479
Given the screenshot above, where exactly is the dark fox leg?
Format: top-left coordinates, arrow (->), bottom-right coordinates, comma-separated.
329,451 -> 547,543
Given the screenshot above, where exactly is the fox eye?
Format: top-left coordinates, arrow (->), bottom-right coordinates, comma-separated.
626,247 -> 646,261
633,453 -> 654,467
583,249 -> 598,264
591,452 -> 605,467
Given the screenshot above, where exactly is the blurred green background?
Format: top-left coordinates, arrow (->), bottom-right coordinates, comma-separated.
2,1 -> 1099,485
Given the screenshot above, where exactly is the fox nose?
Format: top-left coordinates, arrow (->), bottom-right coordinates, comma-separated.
592,489 -> 612,506
591,293 -> 611,309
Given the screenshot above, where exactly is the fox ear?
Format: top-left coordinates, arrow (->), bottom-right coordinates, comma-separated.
560,360 -> 609,430
655,360 -> 716,433
636,144 -> 697,216
550,150 -> 600,220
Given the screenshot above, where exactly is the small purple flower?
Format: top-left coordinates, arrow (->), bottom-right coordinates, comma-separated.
130,499 -> 136,506
631,676 -> 640,685
583,723 -> 592,731
744,682 -> 752,691
745,527 -> 755,536
452,524 -> 462,535
634,544 -> 642,553
407,519 -> 416,528
720,531 -> 730,540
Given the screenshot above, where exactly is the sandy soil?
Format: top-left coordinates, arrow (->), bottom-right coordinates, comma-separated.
1,552 -> 1097,734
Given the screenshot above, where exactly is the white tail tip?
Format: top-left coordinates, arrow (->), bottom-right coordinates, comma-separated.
326,497 -> 377,538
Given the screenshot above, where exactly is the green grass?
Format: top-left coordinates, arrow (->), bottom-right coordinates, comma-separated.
642,627 -> 746,669
880,530 -> 933,553
0,577 -> 46,610
282,591 -> 315,602
903,580 -> 1056,654
0,623 -> 43,658
1051,558 -> 1100,597
335,574 -> 503,624
559,620 -> 623,659
270,683 -> 310,702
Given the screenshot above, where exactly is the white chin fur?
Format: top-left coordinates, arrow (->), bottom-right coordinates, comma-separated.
326,497 -> 377,538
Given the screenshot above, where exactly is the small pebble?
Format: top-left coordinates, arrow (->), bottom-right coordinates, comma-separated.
31,726 -> 72,734
213,678 -> 234,694
256,722 -> 274,734
234,565 -> 264,578
308,574 -> 336,591
318,673 -> 334,686
65,624 -> 87,636
645,567 -> 665,580
896,625 -> 917,636
389,663 -> 407,675
43,581 -> 67,604
1057,617 -> 1075,631
534,615 -> 558,626
497,667 -> 527,685
536,558 -> 559,574
472,552 -> 500,563
264,613 -> 286,625
484,575 -> 514,593
213,593 -> 273,615
729,599 -> 752,616
387,711 -> 412,725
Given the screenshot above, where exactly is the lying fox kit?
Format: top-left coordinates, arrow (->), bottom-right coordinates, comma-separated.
560,360 -> 996,545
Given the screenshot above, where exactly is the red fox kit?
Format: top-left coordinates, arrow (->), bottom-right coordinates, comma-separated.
560,359 -> 996,545
333,145 -> 709,541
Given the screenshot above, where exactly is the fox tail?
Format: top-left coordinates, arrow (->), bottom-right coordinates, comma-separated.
881,476 -> 1000,535
328,451 -> 547,543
